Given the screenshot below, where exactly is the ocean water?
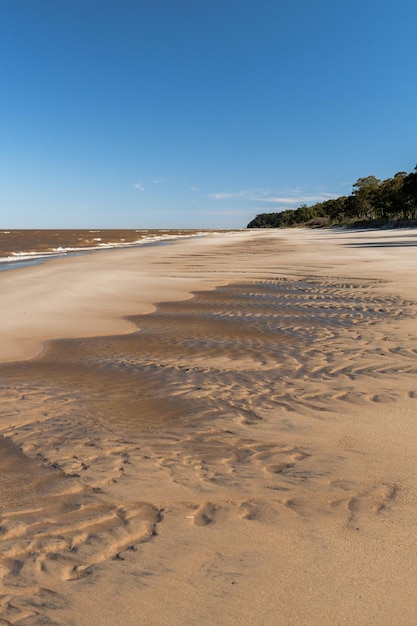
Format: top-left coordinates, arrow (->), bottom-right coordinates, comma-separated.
0,228 -> 208,270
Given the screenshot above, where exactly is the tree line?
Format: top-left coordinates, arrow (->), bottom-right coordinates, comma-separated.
247,166 -> 417,228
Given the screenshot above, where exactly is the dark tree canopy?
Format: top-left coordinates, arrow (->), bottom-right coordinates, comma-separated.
247,166 -> 417,228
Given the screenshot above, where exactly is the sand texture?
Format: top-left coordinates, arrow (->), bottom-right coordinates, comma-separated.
0,229 -> 417,625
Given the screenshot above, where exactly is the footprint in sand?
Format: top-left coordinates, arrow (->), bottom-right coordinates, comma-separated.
370,394 -> 396,403
188,502 -> 217,526
239,500 -> 259,520
265,462 -> 293,474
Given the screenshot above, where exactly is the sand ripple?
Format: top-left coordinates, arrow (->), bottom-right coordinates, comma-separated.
0,277 -> 415,623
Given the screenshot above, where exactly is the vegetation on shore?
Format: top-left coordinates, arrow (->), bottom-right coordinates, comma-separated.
247,166 -> 417,229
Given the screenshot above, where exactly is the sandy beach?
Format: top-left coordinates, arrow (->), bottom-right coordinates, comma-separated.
1,228 -> 417,625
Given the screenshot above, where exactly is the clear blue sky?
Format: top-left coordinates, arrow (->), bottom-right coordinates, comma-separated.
1,0 -> 416,229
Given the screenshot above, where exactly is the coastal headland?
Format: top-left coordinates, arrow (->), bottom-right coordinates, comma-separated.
1,228 -> 417,625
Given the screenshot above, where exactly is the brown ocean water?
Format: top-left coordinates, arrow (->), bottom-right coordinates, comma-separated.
0,228 -> 207,262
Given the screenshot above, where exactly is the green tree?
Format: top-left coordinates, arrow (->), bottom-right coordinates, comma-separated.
401,168 -> 417,219
246,166 -> 417,228
352,176 -> 381,219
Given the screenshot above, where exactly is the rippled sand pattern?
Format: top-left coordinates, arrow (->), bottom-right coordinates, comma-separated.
0,277 -> 416,623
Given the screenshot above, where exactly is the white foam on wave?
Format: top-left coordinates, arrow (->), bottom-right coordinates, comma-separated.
0,231 -> 211,266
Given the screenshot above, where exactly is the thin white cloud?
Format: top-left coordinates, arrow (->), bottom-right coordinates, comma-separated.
191,185 -> 199,192
152,178 -> 166,184
208,190 -> 252,200
134,183 -> 145,191
208,188 -> 273,201
259,193 -> 337,204
208,189 -> 270,200
207,187 -> 338,207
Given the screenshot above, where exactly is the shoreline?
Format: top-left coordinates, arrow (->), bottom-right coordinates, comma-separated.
0,229 -> 214,272
0,231 -> 249,362
1,228 -> 417,624
1,227 -> 417,364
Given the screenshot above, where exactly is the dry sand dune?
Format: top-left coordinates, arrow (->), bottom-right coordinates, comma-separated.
0,229 -> 417,625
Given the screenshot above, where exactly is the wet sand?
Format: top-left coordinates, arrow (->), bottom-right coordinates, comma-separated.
1,229 -> 417,624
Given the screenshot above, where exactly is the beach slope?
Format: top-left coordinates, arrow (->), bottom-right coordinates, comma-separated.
1,229 -> 417,625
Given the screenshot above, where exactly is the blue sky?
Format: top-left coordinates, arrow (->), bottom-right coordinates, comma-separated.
1,0 -> 416,229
